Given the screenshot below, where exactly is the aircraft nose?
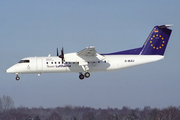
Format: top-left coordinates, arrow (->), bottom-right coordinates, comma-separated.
6,66 -> 16,73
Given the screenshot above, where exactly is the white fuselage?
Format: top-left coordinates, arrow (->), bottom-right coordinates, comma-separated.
6,54 -> 164,74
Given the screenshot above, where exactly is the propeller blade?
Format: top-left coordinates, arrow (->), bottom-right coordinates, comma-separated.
61,47 -> 64,56
60,47 -> 64,62
57,48 -> 59,56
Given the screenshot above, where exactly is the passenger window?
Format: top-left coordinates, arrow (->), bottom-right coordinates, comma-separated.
46,62 -> 48,64
51,62 -> 53,64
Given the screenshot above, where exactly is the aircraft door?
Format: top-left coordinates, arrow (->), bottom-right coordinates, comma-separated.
36,59 -> 43,71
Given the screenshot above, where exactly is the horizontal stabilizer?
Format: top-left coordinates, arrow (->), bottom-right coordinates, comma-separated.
158,24 -> 173,28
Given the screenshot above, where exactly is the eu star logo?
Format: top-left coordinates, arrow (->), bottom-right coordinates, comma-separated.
150,32 -> 165,49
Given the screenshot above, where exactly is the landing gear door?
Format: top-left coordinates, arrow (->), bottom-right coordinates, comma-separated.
36,59 -> 43,71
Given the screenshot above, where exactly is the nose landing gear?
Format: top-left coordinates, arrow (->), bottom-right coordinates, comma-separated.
15,74 -> 20,81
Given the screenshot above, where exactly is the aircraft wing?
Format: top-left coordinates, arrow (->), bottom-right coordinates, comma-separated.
77,46 -> 105,61
77,46 -> 97,56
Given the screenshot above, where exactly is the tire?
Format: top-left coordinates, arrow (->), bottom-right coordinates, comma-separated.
85,72 -> 90,78
79,74 -> 84,80
16,76 -> 20,81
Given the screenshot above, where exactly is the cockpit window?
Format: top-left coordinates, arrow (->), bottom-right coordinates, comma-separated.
18,60 -> 30,63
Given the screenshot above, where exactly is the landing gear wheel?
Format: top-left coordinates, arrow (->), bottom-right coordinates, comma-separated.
79,74 -> 84,80
85,72 -> 90,78
16,75 -> 20,81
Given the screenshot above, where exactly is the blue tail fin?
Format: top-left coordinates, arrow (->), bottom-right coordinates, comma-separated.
140,25 -> 172,55
101,25 -> 172,56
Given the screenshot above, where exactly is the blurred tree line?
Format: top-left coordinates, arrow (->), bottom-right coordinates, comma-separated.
0,95 -> 180,120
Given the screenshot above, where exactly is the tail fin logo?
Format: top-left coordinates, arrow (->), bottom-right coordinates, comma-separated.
140,25 -> 172,55
150,28 -> 165,50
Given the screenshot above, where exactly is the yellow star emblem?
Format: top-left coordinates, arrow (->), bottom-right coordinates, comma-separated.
150,34 -> 165,49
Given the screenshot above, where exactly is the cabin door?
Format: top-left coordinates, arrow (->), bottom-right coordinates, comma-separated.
36,59 -> 43,71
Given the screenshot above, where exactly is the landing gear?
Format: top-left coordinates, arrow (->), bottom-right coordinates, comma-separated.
85,72 -> 90,78
79,73 -> 84,80
16,74 -> 20,81
79,72 -> 91,80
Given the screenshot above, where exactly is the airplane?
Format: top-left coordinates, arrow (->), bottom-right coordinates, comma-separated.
6,25 -> 172,80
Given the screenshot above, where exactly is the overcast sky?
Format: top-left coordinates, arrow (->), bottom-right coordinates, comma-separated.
1,1 -> 180,109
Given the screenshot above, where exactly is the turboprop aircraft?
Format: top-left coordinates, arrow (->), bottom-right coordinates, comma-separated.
6,25 -> 172,80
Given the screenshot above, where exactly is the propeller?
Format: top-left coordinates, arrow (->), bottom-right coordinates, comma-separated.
57,47 -> 64,62
57,48 -> 59,56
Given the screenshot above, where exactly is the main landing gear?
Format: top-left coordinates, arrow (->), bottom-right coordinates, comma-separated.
15,74 -> 20,81
79,72 -> 90,80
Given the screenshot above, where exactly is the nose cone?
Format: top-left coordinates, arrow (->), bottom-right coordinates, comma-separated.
6,66 -> 16,73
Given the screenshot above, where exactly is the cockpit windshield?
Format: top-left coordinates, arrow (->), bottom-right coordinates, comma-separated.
18,60 -> 30,63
